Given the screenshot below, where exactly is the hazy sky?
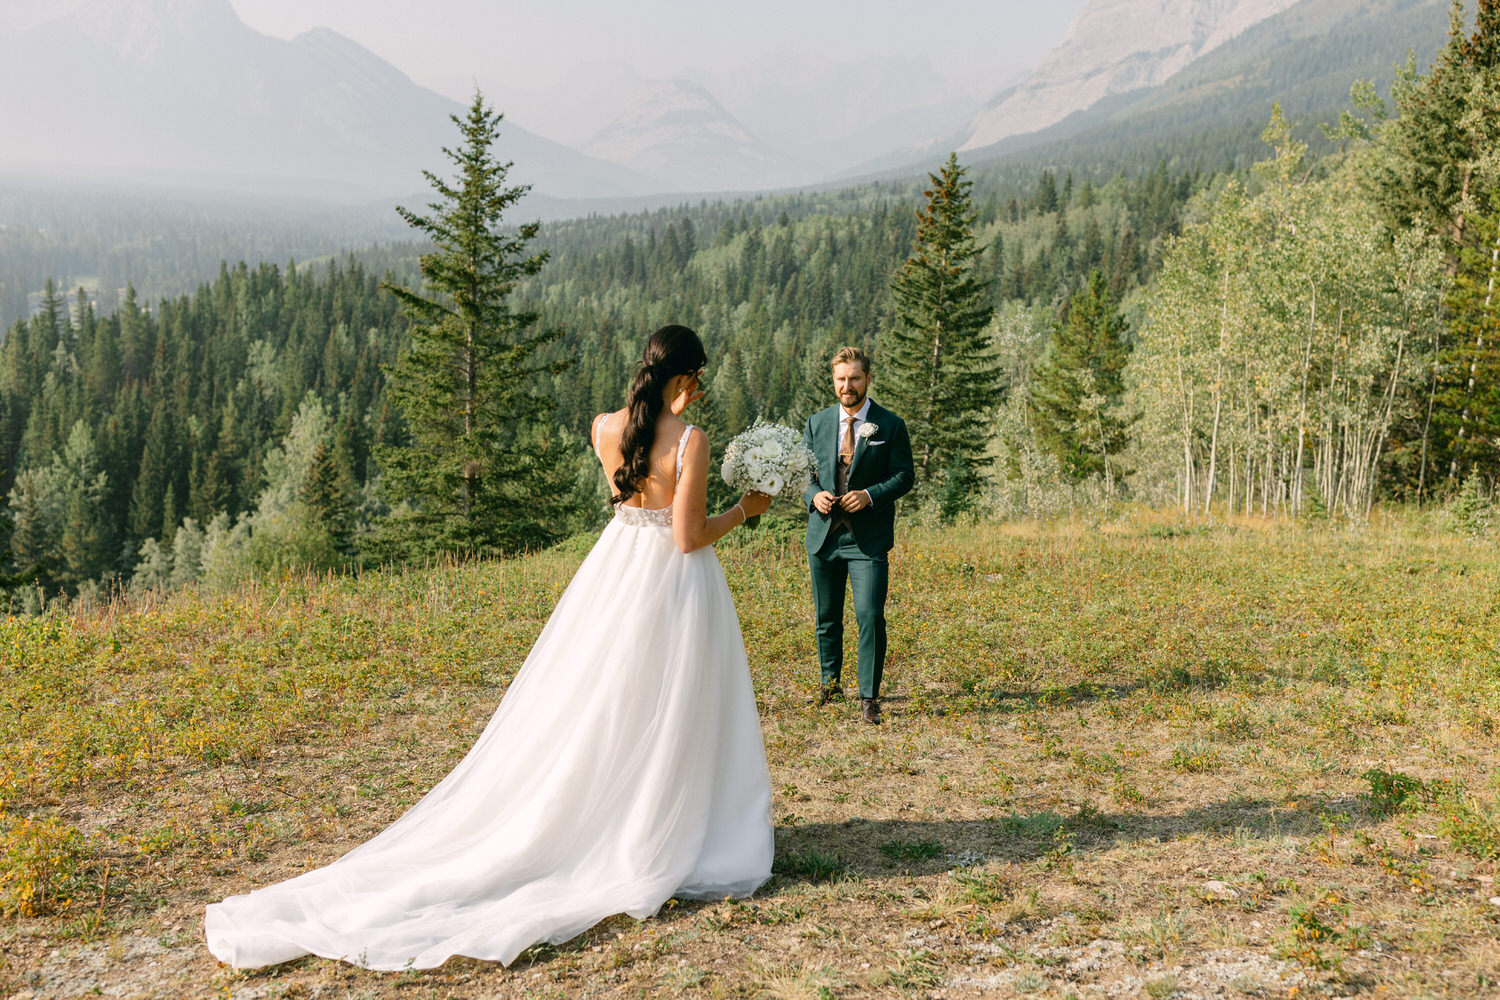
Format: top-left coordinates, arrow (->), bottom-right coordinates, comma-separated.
230,0 -> 1089,139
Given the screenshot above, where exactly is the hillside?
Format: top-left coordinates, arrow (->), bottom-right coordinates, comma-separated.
966,0 -> 1451,172
958,0 -> 1305,152
843,0 -> 1450,182
3,516 -> 1498,995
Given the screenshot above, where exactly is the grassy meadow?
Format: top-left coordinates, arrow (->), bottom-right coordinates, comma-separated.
2,511 -> 1499,999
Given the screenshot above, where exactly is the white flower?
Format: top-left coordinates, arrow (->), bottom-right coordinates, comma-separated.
720,419 -> 817,500
857,422 -> 877,439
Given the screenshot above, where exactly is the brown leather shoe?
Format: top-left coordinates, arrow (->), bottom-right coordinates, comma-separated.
861,697 -> 882,724
811,683 -> 844,707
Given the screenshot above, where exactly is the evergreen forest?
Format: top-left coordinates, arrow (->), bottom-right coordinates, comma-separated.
2,3 -> 1499,607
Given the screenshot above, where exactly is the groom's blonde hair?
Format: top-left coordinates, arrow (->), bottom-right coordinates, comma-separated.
830,346 -> 870,374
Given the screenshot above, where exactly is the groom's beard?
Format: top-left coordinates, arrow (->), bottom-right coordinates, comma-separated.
838,388 -> 866,409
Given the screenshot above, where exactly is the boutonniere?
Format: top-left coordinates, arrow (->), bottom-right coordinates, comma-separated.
856,422 -> 877,439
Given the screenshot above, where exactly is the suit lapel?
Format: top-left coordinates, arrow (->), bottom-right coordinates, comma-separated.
847,401 -> 882,479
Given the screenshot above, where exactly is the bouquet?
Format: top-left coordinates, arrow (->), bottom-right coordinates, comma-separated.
721,420 -> 817,498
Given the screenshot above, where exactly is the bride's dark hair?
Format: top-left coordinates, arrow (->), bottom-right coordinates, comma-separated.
613,324 -> 708,505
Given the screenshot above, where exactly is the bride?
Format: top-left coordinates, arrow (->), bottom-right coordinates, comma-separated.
205,324 -> 776,970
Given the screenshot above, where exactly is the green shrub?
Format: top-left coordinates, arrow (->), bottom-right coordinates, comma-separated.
0,816 -> 90,917
1168,740 -> 1223,772
1437,792 -> 1500,859
1360,768 -> 1434,816
1447,471 -> 1493,537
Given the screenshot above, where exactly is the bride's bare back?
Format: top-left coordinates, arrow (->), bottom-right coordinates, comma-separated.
592,410 -> 691,510
593,405 -> 770,554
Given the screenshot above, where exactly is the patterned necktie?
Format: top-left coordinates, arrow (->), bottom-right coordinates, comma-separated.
836,416 -> 856,498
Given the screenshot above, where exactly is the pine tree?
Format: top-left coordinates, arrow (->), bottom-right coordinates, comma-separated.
1374,0 -> 1500,260
130,401 -> 172,542
376,91 -> 572,558
82,290 -> 119,417
6,465 -> 62,590
1033,171 -> 1059,214
0,502 -> 35,591
303,441 -> 357,556
1435,206 -> 1500,480
1029,269 -> 1133,486
57,421 -> 113,588
189,446 -> 231,524
1373,1 -> 1500,488
881,153 -> 1002,495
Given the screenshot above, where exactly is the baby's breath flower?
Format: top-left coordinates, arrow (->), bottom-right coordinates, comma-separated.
721,421 -> 817,497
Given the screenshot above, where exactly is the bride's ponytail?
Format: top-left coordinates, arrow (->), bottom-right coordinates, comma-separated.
612,325 -> 707,505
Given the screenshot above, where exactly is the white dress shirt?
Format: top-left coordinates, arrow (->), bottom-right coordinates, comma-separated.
838,398 -> 874,508
840,397 -> 872,441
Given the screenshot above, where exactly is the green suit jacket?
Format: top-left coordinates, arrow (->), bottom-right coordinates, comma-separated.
801,399 -> 915,557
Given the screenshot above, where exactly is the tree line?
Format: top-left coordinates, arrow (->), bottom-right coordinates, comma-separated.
1128,1 -> 1500,517
0,185 -> 411,331
65,2 -> 1500,604
0,135 -> 1206,605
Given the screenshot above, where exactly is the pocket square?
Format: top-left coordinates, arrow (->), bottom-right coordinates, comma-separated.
869,440 -> 886,446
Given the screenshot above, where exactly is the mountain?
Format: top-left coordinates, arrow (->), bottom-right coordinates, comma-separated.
0,0 -> 655,201
798,97 -> 983,179
579,56 -> 1017,192
683,53 -> 1004,179
957,0 -> 1305,153
835,0 -> 1449,183
964,0 -> 1451,168
584,80 -> 805,193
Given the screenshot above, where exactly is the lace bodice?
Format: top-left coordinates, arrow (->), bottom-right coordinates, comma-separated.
613,504 -> 674,527
595,419 -> 694,528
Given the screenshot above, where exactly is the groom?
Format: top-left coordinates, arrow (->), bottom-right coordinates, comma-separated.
801,346 -> 914,724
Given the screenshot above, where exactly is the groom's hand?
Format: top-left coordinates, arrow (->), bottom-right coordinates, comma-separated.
838,490 -> 872,513
812,490 -> 837,515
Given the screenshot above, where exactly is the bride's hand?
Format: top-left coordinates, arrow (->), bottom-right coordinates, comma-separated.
670,370 -> 706,416
739,491 -> 773,519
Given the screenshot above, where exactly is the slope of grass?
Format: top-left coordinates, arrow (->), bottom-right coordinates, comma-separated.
3,510 -> 1499,998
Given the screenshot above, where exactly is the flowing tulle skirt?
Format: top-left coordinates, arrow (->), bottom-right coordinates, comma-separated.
204,517 -> 773,970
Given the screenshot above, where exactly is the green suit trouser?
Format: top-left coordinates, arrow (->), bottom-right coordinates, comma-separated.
810,528 -> 889,699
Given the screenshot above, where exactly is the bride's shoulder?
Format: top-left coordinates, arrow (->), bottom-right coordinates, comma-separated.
675,424 -> 709,464
662,419 -> 707,449
591,412 -> 619,457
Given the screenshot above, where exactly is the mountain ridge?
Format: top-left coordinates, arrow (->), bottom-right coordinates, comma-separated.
0,0 -> 656,201
584,80 -> 807,193
957,0 -> 1305,151
831,0 -> 1449,185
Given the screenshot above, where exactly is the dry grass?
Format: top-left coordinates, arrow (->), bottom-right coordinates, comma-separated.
3,509 -> 1499,998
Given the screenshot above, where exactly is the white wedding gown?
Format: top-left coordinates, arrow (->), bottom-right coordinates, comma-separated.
204,425 -> 773,970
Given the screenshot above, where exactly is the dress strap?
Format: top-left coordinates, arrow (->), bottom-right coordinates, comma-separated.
675,425 -> 695,483
592,412 -> 608,458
